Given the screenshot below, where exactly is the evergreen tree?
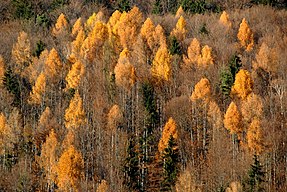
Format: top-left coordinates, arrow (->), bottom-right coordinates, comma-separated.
247,155 -> 265,192
152,0 -> 163,15
169,36 -> 182,56
2,68 -> 21,107
117,0 -> 131,12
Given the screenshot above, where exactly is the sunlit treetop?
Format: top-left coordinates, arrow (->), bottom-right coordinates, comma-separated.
247,118 -> 265,155
85,11 -> 104,31
0,56 -> 5,85
44,48 -> 62,81
154,24 -> 167,49
52,13 -> 69,37
183,38 -> 201,66
231,69 -> 253,100
224,101 -> 242,135
170,16 -> 187,42
140,18 -> 156,49
29,72 -> 46,105
237,18 -> 254,51
197,45 -> 214,68
219,11 -> 232,28
175,6 -> 185,18
66,60 -> 85,90
191,78 -> 211,102
107,10 -> 122,36
72,17 -> 83,37
158,117 -> 178,153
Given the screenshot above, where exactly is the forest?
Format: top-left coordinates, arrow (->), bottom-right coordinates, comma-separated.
0,0 -> 287,191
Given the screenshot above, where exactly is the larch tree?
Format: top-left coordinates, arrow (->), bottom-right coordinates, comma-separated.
237,18 -> 254,52
197,45 -> 214,68
72,17 -> 83,37
117,6 -> 143,49
85,11 -> 104,32
70,28 -> 86,62
64,91 -> 86,130
241,93 -> 263,124
191,78 -> 211,102
219,11 -> 232,28
175,6 -> 185,18
170,16 -> 187,42
183,38 -> 201,66
96,180 -> 109,192
39,129 -> 58,190
140,18 -> 156,51
151,45 -> 172,83
65,60 -> 85,90
11,31 -> 31,75
158,117 -> 178,153
247,118 -> 264,155
29,72 -> 46,105
231,69 -> 253,100
0,56 -> 5,85
44,48 -> 63,82
224,102 -> 242,135
52,13 -> 69,37
154,24 -> 167,48
208,101 -> 223,131
57,145 -> 84,191
0,113 -> 13,155
114,48 -> 136,91
27,49 -> 48,84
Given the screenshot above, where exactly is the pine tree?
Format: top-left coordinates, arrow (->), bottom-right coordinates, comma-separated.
57,145 -> 84,191
151,45 -> 172,83
64,91 -> 86,130
247,155 -> 265,192
237,18 -> 254,52
29,72 -> 46,105
85,12 -> 104,31
231,69 -> 253,100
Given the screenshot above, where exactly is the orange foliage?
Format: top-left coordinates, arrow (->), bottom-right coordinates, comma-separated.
44,48 -> 62,81
237,18 -> 254,51
171,16 -> 187,42
96,180 -> 109,192
29,72 -> 46,105
158,117 -> 178,153
0,56 -> 5,85
72,18 -> 83,37
197,45 -> 214,68
175,6 -> 185,18
247,118 -> 264,154
183,38 -> 201,66
231,69 -> 253,100
66,61 -> 85,89
191,78 -> 211,102
241,93 -> 263,124
52,13 -> 69,37
224,102 -> 242,135
219,11 -> 232,28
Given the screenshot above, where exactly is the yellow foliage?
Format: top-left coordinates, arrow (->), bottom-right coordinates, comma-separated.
219,11 -> 232,28
151,45 -> 171,82
224,102 -> 242,135
191,78 -> 211,102
140,18 -> 156,49
252,42 -> 278,73
86,11 -> 104,31
0,113 -> 14,154
96,180 -> 109,192
208,101 -> 222,129
197,45 -> 214,68
0,56 -> 5,85
108,10 -> 122,34
57,145 -> 84,191
44,48 -> 62,81
52,13 -> 69,37
66,61 -> 85,89
175,6 -> 185,18
29,72 -> 46,105
27,49 -> 48,83
231,69 -> 253,100
114,48 -> 136,90
237,18 -> 254,51
183,38 -> 201,66
158,117 -> 178,153
65,91 -> 87,130
117,6 -> 143,48
11,31 -> 31,74
71,28 -> 86,60
225,181 -> 242,192
154,24 -> 167,48
171,16 -> 187,42
241,93 -> 263,124
72,17 -> 83,37
107,104 -> 123,132
247,118 -> 264,154
39,129 -> 58,188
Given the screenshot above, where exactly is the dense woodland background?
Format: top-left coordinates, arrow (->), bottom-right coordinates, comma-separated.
0,0 -> 287,191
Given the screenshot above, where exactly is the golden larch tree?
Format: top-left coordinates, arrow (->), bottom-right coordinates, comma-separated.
247,118 -> 264,154
65,91 -> 87,130
52,13 -> 69,37
70,28 -> 86,62
44,48 -> 62,81
0,56 -> 5,85
140,18 -> 156,50
224,102 -> 242,135
231,69 -> 253,100
154,24 -> 167,48
11,31 -> 31,74
29,72 -> 46,105
170,16 -> 187,42
27,49 -> 48,83
252,42 -> 278,74
96,180 -> 109,192
114,48 -> 136,90
107,104 -> 124,132
107,10 -> 122,35
0,113 -> 11,155
57,145 -> 84,191
183,38 -> 201,66
241,93 -> 263,124
65,60 -> 85,89
72,17 -> 83,37
191,78 -> 211,102
85,11 -> 104,31
151,45 -> 172,83
197,45 -> 214,68
219,11 -> 232,28
39,129 -> 58,189
158,117 -> 178,153
175,6 -> 185,18
117,6 -> 143,49
237,18 -> 254,51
